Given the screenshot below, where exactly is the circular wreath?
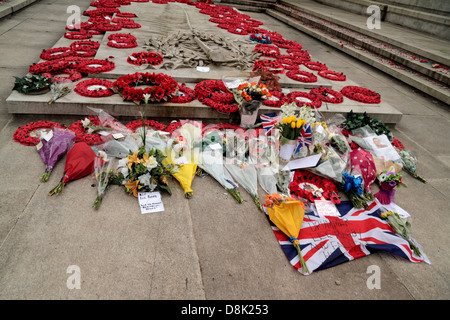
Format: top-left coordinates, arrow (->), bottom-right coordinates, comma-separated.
74,78 -> 115,98
40,47 -> 73,61
276,55 -> 302,70
42,68 -> 83,83
303,61 -> 328,71
289,170 -> 340,204
273,38 -> 302,50
287,91 -> 322,109
13,121 -> 66,146
318,70 -> 346,81
262,90 -> 288,108
112,72 -> 178,104
309,87 -> 343,104
168,84 -> 196,104
64,31 -> 92,40
254,44 -> 280,58
253,59 -> 285,74
116,12 -> 137,18
286,48 -> 311,61
250,34 -> 272,44
126,119 -> 166,132
341,86 -> 381,104
77,59 -> 115,74
68,116 -> 109,146
195,80 -> 238,113
127,51 -> 163,66
29,58 -> 71,74
107,33 -> 137,48
285,69 -> 317,83
70,40 -> 100,51
95,22 -> 122,33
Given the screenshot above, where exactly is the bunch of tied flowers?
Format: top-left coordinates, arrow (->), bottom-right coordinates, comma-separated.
237,82 -> 272,102
277,116 -> 305,142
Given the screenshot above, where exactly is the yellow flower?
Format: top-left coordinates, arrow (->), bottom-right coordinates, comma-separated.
125,179 -> 142,197
291,121 -> 296,129
126,151 -> 139,169
296,119 -> 303,128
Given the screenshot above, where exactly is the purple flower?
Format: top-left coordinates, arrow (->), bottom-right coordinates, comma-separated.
389,180 -> 397,187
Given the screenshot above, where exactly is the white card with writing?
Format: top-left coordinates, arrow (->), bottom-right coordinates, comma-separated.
314,200 -> 341,217
138,192 -> 165,214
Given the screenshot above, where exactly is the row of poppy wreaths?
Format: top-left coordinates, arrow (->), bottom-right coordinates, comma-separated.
12,116 -> 251,147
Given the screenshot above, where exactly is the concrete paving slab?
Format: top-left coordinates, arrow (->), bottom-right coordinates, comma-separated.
0,0 -> 449,302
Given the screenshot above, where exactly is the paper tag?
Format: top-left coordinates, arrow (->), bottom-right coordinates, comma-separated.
40,130 -> 53,142
98,130 -> 111,136
196,66 -> 210,72
209,143 -> 222,150
138,192 -> 165,214
175,156 -> 188,165
36,141 -> 43,151
112,133 -> 125,140
315,200 -> 340,217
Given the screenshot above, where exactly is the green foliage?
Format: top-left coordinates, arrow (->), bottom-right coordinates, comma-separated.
13,74 -> 51,94
345,111 -> 392,141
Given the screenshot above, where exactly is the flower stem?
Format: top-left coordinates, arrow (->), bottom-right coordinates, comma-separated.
41,170 -> 51,182
93,195 -> 103,210
253,194 -> 263,212
227,188 -> 244,203
295,243 -> 310,274
48,180 -> 65,196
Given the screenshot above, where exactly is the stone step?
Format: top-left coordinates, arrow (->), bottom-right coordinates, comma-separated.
267,7 -> 450,105
276,2 -> 450,87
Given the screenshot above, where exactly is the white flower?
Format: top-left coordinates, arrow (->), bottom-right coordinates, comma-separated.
98,150 -> 108,161
379,173 -> 387,182
118,158 -> 128,168
143,155 -> 158,170
138,173 -> 151,187
120,166 -> 129,178
148,182 -> 157,192
143,93 -> 151,104
81,117 -> 91,128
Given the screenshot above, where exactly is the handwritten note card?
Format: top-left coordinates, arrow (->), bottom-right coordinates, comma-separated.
138,192 -> 165,214
314,200 -> 341,217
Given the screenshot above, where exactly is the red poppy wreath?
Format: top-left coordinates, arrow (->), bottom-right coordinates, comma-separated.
194,80 -> 238,113
42,68 -> 84,83
285,69 -> 317,83
40,47 -> 73,61
74,78 -> 115,98
77,59 -> 115,74
309,87 -> 343,104
168,84 -> 196,104
340,86 -> 381,104
111,72 -> 178,104
29,58 -> 71,74
127,52 -> 163,66
253,59 -> 285,74
287,91 -> 322,109
126,119 -> 166,132
318,70 -> 346,81
107,33 -> 138,48
13,121 -> 66,146
289,170 -> 340,204
68,116 -> 109,146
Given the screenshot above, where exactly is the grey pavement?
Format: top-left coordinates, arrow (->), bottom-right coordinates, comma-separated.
0,0 -> 449,302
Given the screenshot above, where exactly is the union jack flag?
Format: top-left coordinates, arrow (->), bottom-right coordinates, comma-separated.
259,113 -> 280,135
265,200 -> 429,275
294,122 -> 312,154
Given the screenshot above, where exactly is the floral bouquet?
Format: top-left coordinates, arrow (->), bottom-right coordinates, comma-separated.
277,116 -> 304,161
48,81 -> 72,104
225,159 -> 263,211
48,142 -> 98,196
235,81 -> 271,128
374,170 -> 406,204
36,128 -> 75,182
163,122 -> 201,199
381,211 -> 422,257
396,148 -> 426,183
113,146 -> 172,197
199,137 -> 244,203
264,193 -> 310,274
92,153 -> 115,210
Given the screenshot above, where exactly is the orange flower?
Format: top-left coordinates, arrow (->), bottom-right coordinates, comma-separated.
126,151 -> 139,169
125,179 -> 142,197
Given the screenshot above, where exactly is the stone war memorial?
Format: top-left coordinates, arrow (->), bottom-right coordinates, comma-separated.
1,0 -> 449,304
